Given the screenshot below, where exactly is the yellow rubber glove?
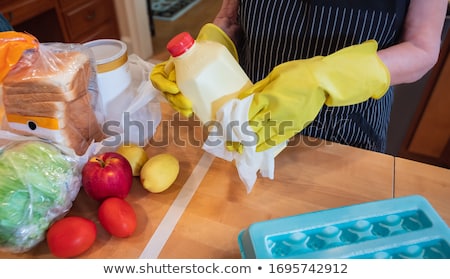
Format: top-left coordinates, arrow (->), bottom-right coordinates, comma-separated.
150,23 -> 238,117
236,40 -> 390,152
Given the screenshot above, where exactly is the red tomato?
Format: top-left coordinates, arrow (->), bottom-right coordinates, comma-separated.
98,197 -> 137,238
46,216 -> 97,258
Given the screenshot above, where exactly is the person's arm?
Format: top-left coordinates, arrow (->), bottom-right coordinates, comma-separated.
378,0 -> 448,85
212,0 -> 241,46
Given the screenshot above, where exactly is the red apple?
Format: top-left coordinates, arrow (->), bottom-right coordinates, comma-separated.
81,152 -> 133,201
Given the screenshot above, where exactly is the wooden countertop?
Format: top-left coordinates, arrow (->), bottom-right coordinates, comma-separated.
394,157 -> 450,224
0,102 -> 448,259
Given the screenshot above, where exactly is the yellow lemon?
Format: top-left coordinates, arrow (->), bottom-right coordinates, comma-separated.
116,144 -> 149,176
140,153 -> 179,193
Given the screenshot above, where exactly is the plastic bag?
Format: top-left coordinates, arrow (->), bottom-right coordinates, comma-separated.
0,32 -> 39,81
0,132 -> 83,253
96,54 -> 161,153
0,32 -> 105,156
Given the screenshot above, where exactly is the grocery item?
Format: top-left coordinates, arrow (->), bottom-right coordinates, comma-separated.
1,39 -> 104,155
46,216 -> 97,258
116,144 -> 148,176
0,140 -> 81,253
167,31 -> 252,123
83,39 -> 131,119
98,197 -> 137,238
81,152 -> 133,201
140,153 -> 179,193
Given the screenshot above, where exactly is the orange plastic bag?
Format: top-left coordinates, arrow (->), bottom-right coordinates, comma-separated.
0,31 -> 38,82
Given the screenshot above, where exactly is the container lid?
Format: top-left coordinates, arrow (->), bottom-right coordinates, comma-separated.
167,32 -> 195,57
83,39 -> 128,73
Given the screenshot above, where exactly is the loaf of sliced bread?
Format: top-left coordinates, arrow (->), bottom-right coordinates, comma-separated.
2,49 -> 104,155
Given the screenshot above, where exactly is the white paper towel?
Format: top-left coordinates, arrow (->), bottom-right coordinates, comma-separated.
202,95 -> 287,193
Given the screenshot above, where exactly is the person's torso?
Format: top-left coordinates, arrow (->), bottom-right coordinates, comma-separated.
238,0 -> 410,82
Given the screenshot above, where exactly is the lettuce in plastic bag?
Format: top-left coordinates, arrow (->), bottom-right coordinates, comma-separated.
0,140 -> 81,253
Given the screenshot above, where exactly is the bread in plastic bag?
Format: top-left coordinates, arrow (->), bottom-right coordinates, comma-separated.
0,32 -> 105,156
0,136 -> 82,253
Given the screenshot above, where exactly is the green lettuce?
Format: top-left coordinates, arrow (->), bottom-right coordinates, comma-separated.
0,140 -> 81,253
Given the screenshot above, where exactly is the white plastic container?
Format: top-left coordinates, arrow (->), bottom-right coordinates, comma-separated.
83,39 -> 131,114
167,32 -> 252,123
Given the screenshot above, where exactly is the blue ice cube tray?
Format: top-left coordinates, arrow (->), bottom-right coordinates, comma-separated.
238,195 -> 450,259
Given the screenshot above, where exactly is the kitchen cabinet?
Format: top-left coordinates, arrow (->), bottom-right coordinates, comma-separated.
399,20 -> 450,168
0,0 -> 120,43
0,0 -> 54,26
58,0 -> 120,43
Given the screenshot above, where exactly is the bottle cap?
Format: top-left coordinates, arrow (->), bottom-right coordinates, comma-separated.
167,32 -> 195,57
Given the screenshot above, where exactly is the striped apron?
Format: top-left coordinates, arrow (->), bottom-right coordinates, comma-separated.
237,0 -> 410,152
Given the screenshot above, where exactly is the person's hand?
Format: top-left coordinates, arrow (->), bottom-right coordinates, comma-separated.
150,23 -> 237,117
150,58 -> 193,117
234,40 -> 390,152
